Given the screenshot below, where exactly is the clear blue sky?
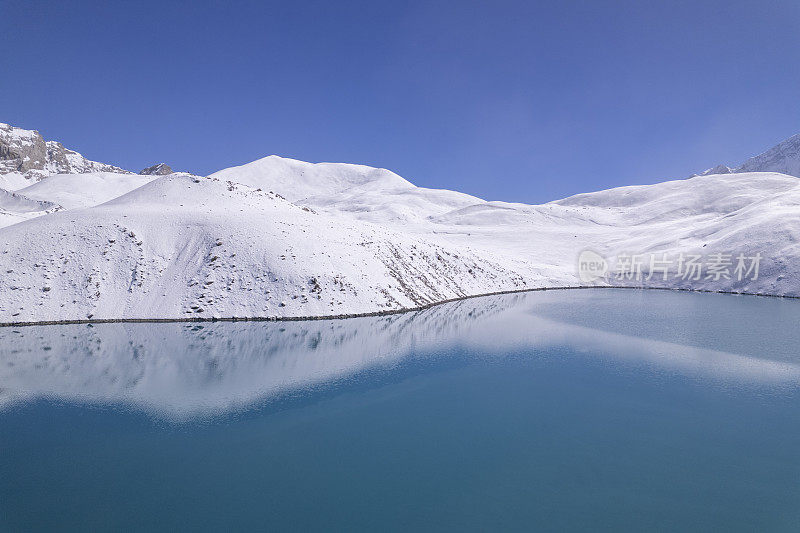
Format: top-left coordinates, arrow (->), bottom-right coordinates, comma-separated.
2,0 -> 799,203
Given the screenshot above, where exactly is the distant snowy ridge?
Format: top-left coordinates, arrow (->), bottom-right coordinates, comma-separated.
697,133 -> 800,178
0,122 -> 130,191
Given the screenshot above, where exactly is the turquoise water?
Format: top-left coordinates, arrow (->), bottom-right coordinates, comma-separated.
2,289 -> 800,531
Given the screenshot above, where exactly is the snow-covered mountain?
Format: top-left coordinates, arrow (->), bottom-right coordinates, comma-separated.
698,133 -> 800,178
0,173 -> 529,322
0,122 -> 799,324
0,123 -> 130,190
210,155 -> 483,223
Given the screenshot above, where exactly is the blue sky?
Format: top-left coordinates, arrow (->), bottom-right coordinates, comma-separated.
2,0 -> 799,203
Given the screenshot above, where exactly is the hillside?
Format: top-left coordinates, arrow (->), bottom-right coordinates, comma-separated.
0,174 -> 529,322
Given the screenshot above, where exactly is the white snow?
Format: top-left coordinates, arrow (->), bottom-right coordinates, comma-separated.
1,129 -> 800,323
209,155 -> 415,201
210,155 -> 483,223
0,188 -> 60,228
17,172 -> 158,209
0,172 -> 37,192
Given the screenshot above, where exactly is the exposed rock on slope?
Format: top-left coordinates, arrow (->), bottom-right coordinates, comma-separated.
0,123 -> 130,190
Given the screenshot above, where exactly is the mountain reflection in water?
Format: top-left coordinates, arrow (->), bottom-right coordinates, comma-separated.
2,289 -> 799,418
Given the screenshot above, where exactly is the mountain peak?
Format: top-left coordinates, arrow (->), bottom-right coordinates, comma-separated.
697,133 -> 800,178
209,154 -> 414,202
737,133 -> 800,176
139,163 -> 173,175
698,164 -> 733,176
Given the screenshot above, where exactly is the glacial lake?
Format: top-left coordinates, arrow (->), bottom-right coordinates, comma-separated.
2,289 -> 800,531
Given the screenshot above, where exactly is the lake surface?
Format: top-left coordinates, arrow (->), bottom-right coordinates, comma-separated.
2,289 -> 800,531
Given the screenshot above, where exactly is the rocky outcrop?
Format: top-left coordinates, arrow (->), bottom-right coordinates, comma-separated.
697,164 -> 733,177
139,163 -> 172,175
0,123 -> 48,176
0,123 -> 130,185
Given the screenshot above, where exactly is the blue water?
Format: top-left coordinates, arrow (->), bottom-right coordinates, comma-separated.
2,289 -> 800,531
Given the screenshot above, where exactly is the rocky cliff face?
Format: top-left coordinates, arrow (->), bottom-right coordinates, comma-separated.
0,123 -> 130,187
139,163 -> 173,175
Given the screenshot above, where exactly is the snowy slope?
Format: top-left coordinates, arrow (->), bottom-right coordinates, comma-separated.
409,172 -> 800,297
17,172 -> 159,209
0,189 -> 60,229
547,172 -> 800,295
0,174 -> 529,322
